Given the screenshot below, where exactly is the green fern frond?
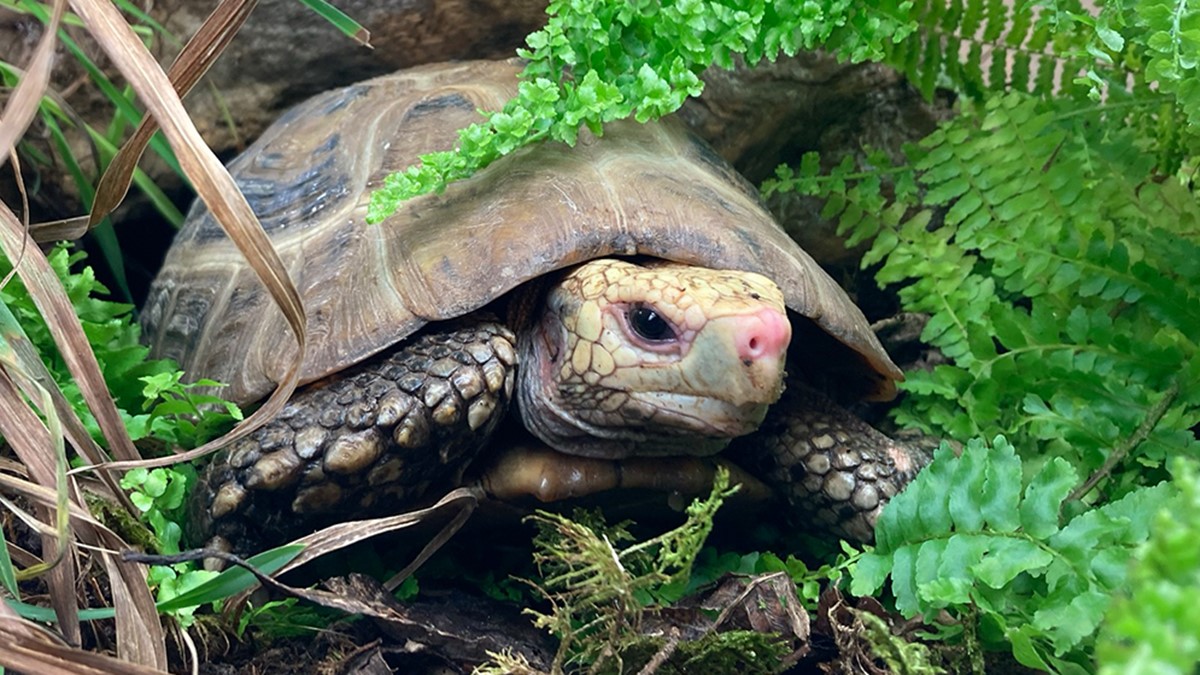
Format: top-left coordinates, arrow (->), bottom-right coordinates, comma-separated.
883,0 -> 1095,99
1096,459 -> 1200,673
775,91 -> 1199,485
1086,0 -> 1200,130
851,437 -> 1175,669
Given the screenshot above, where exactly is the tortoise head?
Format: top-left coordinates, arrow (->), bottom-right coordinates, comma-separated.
517,258 -> 791,459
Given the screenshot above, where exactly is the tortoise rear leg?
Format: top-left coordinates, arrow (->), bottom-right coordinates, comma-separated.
189,319 -> 517,553
732,383 -> 930,542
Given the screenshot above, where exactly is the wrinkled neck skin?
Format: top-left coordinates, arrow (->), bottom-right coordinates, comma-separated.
514,259 -> 790,460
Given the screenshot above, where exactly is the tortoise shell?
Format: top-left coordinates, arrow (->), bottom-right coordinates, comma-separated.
143,59 -> 901,405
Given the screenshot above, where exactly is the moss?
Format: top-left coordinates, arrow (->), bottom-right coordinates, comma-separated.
606,629 -> 792,675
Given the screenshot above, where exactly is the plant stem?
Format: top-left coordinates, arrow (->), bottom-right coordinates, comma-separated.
1067,380 -> 1181,504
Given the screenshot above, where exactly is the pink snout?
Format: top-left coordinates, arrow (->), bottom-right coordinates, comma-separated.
734,307 -> 791,362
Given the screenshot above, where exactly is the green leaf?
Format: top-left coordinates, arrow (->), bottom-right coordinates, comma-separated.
0,526 -> 16,596
296,0 -> 371,45
155,545 -> 304,613
979,437 -> 1022,532
972,537 -> 1052,588
1019,458 -> 1077,539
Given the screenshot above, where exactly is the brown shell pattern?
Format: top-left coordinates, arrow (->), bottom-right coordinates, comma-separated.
143,59 -> 902,405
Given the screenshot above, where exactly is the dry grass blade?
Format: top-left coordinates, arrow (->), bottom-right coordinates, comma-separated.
0,152 -> 30,290
221,487 -> 480,611
0,296 -> 137,516
0,361 -> 80,646
89,0 -> 260,226
280,486 -> 480,578
0,200 -> 141,466
0,602 -> 166,674
0,0 -> 64,158
0,324 -> 69,543
29,215 -> 89,243
66,0 -> 307,472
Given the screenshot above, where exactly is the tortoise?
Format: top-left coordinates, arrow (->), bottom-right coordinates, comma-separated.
142,59 -> 927,553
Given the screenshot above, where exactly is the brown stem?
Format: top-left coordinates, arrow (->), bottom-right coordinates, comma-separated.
1066,380 -> 1181,504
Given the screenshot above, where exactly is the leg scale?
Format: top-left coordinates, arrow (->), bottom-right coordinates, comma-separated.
188,320 -> 517,552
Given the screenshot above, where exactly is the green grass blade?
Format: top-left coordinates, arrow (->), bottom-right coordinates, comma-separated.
154,545 -> 305,613
0,525 -> 17,596
19,0 -> 183,178
3,599 -> 117,623
40,111 -> 94,204
295,0 -> 370,45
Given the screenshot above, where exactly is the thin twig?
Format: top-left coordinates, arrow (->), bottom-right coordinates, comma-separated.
1067,380 -> 1181,504
637,626 -> 681,675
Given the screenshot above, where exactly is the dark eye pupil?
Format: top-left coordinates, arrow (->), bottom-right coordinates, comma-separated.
629,306 -> 674,341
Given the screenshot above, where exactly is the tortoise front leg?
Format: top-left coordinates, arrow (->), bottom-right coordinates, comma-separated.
731,383 -> 930,542
188,319 -> 517,554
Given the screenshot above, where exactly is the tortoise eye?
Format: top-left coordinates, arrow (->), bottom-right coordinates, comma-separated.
627,305 -> 676,342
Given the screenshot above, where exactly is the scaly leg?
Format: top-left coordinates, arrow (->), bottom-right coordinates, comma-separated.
189,320 -> 517,553
731,382 -> 930,542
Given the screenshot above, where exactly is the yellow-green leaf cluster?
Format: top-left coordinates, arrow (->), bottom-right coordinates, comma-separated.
366,0 -> 919,222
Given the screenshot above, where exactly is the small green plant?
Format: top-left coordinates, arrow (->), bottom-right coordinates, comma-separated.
514,468 -> 737,672
135,371 -> 242,449
851,437 -> 1175,671
234,597 -> 351,639
0,244 -> 240,448
1095,459 -> 1200,673
120,466 -> 191,553
685,545 -> 861,610
366,0 -> 918,222
145,564 -> 218,630
119,465 -> 219,629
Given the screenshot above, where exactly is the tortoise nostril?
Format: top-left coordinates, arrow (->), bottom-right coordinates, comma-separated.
736,308 -> 790,362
